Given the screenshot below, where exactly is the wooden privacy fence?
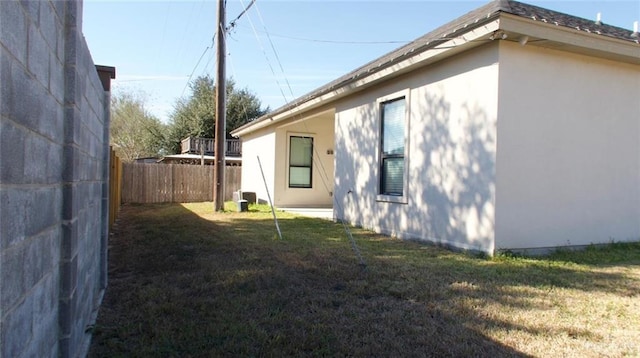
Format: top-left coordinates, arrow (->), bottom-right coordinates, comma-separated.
121,163 -> 241,204
109,147 -> 122,229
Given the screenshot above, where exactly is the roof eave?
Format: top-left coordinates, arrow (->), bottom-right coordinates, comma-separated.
232,1 -> 640,138
232,15 -> 502,137
499,13 -> 640,64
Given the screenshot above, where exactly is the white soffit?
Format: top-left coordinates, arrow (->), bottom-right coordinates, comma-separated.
500,14 -> 640,65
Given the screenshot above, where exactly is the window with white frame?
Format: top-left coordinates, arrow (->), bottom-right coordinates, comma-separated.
380,97 -> 406,196
289,136 -> 313,188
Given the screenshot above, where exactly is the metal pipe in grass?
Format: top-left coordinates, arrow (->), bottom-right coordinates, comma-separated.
257,156 -> 283,240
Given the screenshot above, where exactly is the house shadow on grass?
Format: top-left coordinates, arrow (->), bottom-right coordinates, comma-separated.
90,203 -> 639,357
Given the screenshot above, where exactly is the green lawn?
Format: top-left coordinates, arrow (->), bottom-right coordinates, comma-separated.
89,202 -> 640,357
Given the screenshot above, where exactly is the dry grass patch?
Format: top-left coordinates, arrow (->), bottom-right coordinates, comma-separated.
89,202 -> 640,357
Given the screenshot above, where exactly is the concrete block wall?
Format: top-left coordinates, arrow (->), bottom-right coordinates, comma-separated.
0,1 -> 113,357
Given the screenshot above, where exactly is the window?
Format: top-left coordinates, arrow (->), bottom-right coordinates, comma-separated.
289,136 -> 313,188
380,97 -> 406,196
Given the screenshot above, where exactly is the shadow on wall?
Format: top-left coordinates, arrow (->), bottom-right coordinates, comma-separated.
336,89 -> 496,253
334,99 -> 377,227
412,91 -> 496,252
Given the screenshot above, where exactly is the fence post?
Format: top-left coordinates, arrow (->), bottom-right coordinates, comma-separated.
108,147 -> 121,230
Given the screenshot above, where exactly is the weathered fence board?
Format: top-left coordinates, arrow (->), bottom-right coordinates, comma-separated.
109,147 -> 122,229
121,163 -> 241,203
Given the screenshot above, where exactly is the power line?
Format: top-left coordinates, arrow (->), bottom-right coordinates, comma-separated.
227,0 -> 256,31
180,33 -> 217,98
234,23 -> 493,48
231,1 -> 490,268
248,0 -> 366,267
237,0 -> 290,103
174,0 -> 208,69
226,40 -> 257,126
253,2 -> 296,100
239,26 -> 413,45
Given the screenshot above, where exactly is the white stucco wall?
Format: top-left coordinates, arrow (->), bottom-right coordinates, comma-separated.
495,41 -> 640,251
240,130 -> 276,205
335,43 -> 500,253
273,110 -> 335,207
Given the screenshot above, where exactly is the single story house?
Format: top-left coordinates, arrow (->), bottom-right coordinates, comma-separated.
231,0 -> 640,255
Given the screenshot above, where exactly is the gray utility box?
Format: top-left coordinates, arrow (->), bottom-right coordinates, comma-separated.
233,191 -> 254,212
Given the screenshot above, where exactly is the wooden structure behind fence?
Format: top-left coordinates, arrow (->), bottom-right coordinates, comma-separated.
121,163 -> 241,204
109,147 -> 122,229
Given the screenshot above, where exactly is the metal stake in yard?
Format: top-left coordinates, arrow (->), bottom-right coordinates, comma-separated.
257,156 -> 283,240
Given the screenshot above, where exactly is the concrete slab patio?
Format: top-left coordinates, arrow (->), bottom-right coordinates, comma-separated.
279,208 -> 334,220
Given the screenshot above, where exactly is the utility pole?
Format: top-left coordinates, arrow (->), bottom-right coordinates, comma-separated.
214,0 -> 226,211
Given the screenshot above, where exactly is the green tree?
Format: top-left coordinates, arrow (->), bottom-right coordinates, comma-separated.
167,75 -> 268,154
110,91 -> 168,162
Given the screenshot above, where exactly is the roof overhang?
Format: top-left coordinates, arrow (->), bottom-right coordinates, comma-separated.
232,4 -> 639,138
499,13 -> 640,65
232,18 -> 501,137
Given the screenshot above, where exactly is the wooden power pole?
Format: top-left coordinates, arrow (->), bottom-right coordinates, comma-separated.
214,0 -> 226,211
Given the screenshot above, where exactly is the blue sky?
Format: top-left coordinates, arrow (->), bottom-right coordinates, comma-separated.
82,0 -> 639,123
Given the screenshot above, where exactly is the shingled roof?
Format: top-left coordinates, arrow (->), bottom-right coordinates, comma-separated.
504,0 -> 638,42
233,0 -> 639,135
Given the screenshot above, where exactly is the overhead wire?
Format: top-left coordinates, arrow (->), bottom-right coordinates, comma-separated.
225,31 -> 258,126
201,41 -> 217,76
241,2 -> 499,267
169,0 -> 499,267
156,2 -> 172,61
227,0 -> 256,31
252,3 -> 296,100
236,0 -> 291,103
230,1 -> 493,268
248,0 -> 367,268
180,33 -> 217,98
176,1 -> 229,100
175,0 -> 263,120
234,25 -> 413,45
230,23 -> 501,50
174,0 -> 207,69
